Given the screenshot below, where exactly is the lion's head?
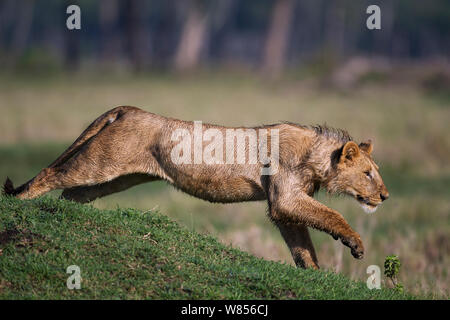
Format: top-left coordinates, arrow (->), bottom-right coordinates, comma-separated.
329,140 -> 389,213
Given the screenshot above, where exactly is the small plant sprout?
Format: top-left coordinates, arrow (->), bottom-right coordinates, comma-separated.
384,255 -> 403,292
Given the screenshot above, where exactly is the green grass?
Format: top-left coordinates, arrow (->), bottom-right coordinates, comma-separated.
0,195 -> 415,300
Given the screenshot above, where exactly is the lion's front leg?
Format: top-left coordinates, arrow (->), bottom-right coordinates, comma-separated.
269,196 -> 364,260
266,176 -> 364,261
276,222 -> 319,269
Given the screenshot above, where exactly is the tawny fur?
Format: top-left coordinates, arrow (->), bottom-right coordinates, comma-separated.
3,106 -> 389,269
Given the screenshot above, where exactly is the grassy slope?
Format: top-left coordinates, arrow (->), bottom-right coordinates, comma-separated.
0,196 -> 413,300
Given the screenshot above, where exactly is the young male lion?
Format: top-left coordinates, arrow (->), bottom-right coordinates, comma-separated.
3,106 -> 389,269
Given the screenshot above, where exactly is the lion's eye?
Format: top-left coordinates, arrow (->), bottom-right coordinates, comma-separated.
364,171 -> 372,178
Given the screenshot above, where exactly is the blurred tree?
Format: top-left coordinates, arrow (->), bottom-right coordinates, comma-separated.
208,0 -> 237,63
9,0 -> 35,67
174,0 -> 209,71
0,0 -> 449,73
99,0 -> 121,65
324,0 -> 346,57
262,0 -> 296,77
64,0 -> 80,71
0,0 -> 16,53
374,0 -> 395,55
124,0 -> 150,71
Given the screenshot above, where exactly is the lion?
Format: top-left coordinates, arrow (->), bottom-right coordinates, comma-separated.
3,106 -> 389,269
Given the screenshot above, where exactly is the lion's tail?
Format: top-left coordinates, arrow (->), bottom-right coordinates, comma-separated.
3,177 -> 16,195
2,106 -> 138,196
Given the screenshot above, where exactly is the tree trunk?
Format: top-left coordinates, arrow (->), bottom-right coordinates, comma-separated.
0,0 -> 16,51
262,0 -> 295,78
9,0 -> 34,67
174,0 -> 208,72
64,0 -> 81,71
124,0 -> 150,71
324,0 -> 346,57
374,1 -> 394,57
99,0 -> 121,64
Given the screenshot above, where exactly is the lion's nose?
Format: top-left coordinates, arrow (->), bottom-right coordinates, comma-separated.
380,192 -> 389,201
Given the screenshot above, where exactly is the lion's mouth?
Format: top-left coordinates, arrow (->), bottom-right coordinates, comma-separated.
356,195 -> 379,214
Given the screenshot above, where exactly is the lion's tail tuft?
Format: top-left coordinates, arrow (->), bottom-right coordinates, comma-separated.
3,177 -> 15,195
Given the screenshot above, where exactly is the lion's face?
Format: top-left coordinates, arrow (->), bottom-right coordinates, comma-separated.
331,140 -> 389,213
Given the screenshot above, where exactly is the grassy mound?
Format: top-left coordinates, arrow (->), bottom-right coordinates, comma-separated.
0,196 -> 414,299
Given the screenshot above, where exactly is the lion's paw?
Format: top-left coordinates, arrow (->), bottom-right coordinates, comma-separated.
341,233 -> 364,260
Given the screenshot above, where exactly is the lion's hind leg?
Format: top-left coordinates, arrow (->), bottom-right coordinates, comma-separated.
5,167 -> 62,200
8,151 -> 155,201
61,173 -> 159,203
8,165 -> 91,200
3,106 -> 146,200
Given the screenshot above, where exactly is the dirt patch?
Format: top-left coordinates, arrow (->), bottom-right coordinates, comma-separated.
37,203 -> 59,214
0,227 -> 44,247
0,279 -> 13,292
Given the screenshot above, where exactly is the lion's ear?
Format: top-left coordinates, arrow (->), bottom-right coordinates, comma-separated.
341,141 -> 360,162
359,140 -> 373,155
